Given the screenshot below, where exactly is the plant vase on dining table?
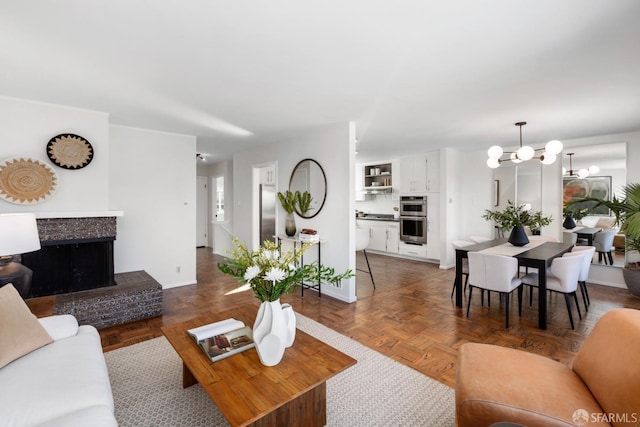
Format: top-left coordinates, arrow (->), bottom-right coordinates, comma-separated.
482,201 -> 552,247
218,238 -> 353,366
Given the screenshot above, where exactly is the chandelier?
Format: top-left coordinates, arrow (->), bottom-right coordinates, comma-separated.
563,152 -> 599,178
486,122 -> 563,169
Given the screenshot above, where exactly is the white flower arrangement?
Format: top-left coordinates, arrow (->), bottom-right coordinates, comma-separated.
218,237 -> 353,302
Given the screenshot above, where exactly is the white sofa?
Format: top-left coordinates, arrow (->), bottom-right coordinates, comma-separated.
0,315 -> 117,427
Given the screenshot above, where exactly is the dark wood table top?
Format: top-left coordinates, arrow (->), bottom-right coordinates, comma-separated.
161,305 -> 356,427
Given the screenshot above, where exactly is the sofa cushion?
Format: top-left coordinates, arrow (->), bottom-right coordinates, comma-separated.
456,343 -> 607,427
572,308 -> 640,427
38,314 -> 80,340
0,325 -> 115,426
0,283 -> 53,368
595,216 -> 617,230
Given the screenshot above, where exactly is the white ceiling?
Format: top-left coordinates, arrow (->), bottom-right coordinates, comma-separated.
2,1 -> 639,164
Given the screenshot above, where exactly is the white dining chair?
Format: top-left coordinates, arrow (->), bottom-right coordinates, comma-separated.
565,246 -> 597,309
520,255 -> 583,329
355,227 -> 375,289
467,252 -> 523,328
593,229 -> 616,265
450,240 -> 475,298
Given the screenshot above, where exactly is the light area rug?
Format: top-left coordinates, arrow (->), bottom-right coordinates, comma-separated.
104,314 -> 455,426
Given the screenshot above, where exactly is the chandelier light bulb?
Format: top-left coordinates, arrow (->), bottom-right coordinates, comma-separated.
487,158 -> 500,168
588,165 -> 600,174
510,152 -> 523,163
540,152 -> 556,165
577,168 -> 589,179
487,145 -> 503,159
517,145 -> 535,161
545,140 -> 563,155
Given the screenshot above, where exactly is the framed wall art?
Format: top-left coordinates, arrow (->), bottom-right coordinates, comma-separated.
562,176 -> 611,215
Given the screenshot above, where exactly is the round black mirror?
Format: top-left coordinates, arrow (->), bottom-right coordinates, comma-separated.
289,158 -> 326,219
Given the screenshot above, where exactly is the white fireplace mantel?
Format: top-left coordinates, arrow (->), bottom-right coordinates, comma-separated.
33,211 -> 124,219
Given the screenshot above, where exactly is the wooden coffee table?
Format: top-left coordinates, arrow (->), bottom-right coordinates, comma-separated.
161,305 -> 356,427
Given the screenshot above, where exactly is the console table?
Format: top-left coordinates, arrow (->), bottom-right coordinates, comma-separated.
277,235 -> 324,297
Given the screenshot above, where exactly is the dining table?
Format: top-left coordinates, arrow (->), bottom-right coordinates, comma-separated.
570,226 -> 602,246
454,238 -> 574,329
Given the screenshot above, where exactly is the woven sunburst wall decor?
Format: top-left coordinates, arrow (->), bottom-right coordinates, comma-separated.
0,157 -> 58,204
47,133 -> 94,169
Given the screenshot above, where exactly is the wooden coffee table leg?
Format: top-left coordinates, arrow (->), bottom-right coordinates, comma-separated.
182,362 -> 197,388
248,382 -> 326,427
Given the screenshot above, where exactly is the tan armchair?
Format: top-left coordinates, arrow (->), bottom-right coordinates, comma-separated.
455,308 -> 640,426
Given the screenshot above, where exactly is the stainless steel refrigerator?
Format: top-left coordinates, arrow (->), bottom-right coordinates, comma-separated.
259,184 -> 276,245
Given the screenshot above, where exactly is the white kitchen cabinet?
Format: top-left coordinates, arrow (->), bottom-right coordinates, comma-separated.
399,156 -> 427,195
399,241 -> 428,258
259,164 -> 276,185
356,220 -> 399,253
386,222 -> 400,254
426,150 -> 440,193
426,194 -> 440,259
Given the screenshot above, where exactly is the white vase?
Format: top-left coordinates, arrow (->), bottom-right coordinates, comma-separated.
252,299 -> 296,366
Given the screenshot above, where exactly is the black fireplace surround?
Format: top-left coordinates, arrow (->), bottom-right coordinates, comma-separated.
21,217 -> 117,298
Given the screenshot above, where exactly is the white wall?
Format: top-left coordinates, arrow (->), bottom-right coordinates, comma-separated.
109,125 -> 196,288
232,123 -> 356,302
0,96 -> 110,212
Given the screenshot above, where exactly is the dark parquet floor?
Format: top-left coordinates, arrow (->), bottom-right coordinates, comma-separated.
27,247 -> 640,388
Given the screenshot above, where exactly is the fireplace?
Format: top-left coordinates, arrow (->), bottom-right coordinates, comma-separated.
21,216 -> 117,298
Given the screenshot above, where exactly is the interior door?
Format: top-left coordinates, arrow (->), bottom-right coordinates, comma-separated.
196,176 -> 208,247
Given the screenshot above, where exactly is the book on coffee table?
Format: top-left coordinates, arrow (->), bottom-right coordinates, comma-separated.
187,318 -> 255,362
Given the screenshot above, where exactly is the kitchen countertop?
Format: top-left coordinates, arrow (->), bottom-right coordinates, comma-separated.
356,214 -> 399,222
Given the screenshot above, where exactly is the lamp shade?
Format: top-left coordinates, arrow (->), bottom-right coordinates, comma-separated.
0,213 -> 41,257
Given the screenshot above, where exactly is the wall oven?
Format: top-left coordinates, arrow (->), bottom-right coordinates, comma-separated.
399,195 -> 427,217
399,196 -> 428,244
400,215 -> 427,244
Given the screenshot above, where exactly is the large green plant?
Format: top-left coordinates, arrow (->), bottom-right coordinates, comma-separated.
277,190 -> 297,214
296,191 -> 313,215
482,200 -> 552,232
567,182 -> 640,256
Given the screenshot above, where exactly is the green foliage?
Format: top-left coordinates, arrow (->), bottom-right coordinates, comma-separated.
567,182 -> 640,255
277,190 -> 297,214
296,191 -> 313,215
218,237 -> 354,302
482,200 -> 552,232
563,206 -> 590,220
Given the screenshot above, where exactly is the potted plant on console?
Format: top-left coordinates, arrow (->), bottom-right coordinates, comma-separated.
567,183 -> 640,297
482,201 -> 552,247
562,206 -> 589,229
278,190 -> 298,236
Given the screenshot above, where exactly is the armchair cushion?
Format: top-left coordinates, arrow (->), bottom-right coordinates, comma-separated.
0,283 -> 53,368
456,343 -> 605,427
572,308 -> 640,424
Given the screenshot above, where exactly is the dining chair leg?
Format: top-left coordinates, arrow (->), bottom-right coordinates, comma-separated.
563,294 -> 575,330
466,287 -> 474,318
573,292 -> 582,320
581,280 -> 590,305
503,291 -> 510,328
517,286 -> 523,317
580,282 -> 589,312
607,251 -> 614,265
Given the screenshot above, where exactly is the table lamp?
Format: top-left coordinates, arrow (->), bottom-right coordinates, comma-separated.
0,213 -> 41,298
